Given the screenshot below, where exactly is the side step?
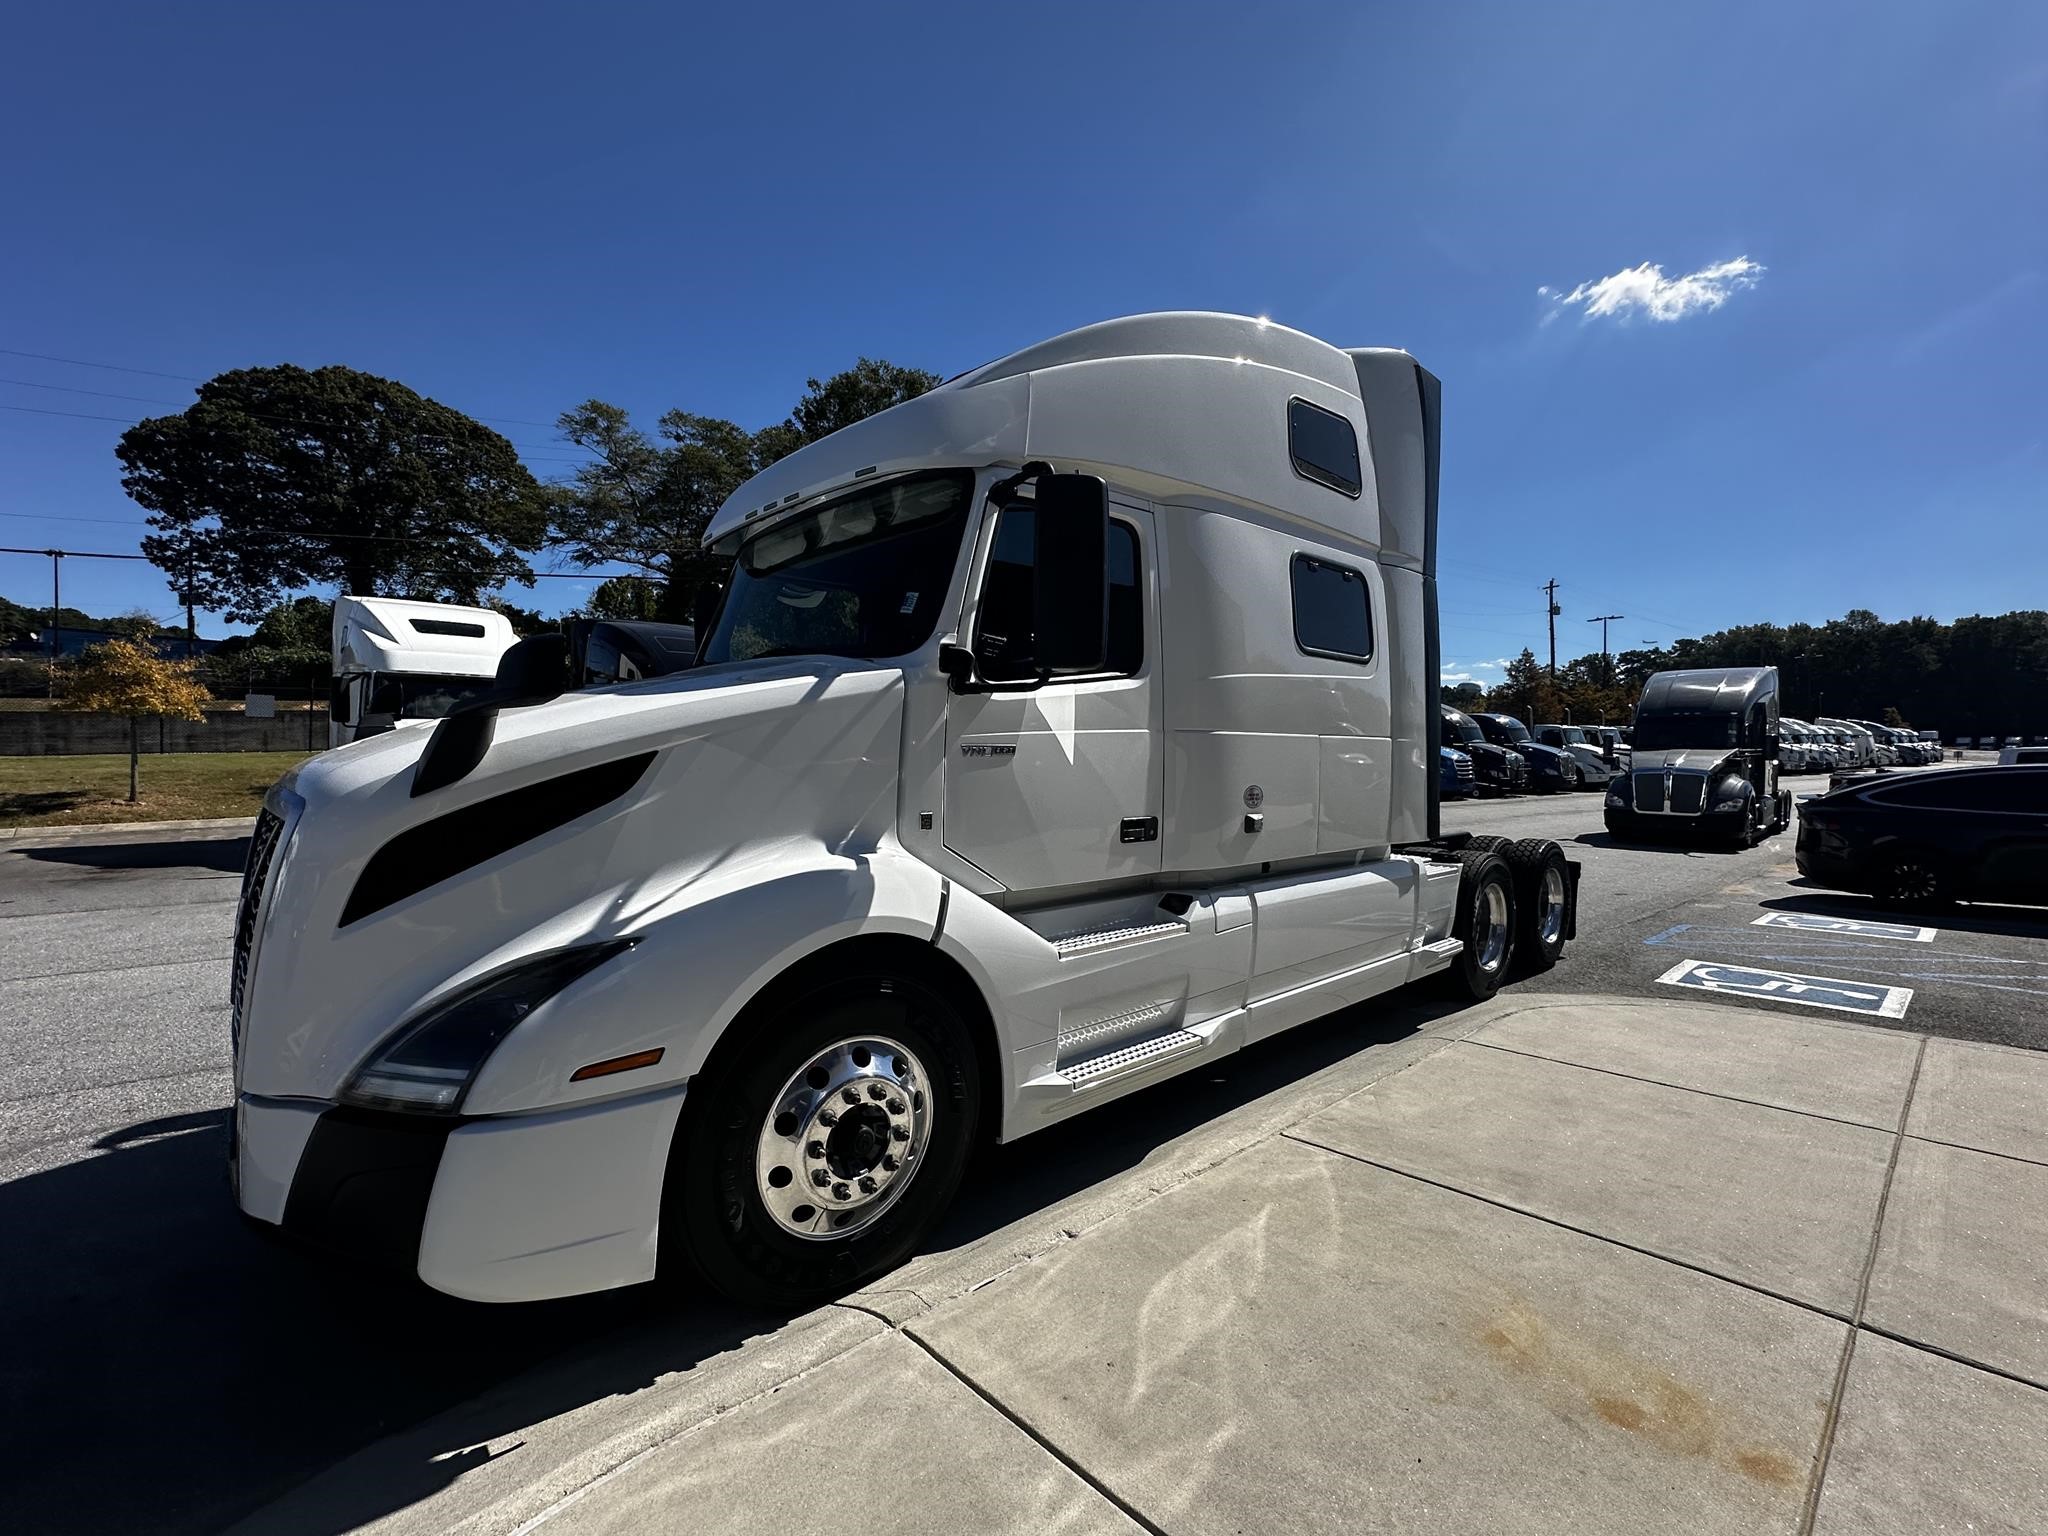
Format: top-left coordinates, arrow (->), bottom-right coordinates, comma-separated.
1061,1028 -> 1204,1084
1052,919 -> 1186,959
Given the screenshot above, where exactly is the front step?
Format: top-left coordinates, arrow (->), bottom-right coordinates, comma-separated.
1051,918 -> 1187,958
1061,1028 -> 1204,1084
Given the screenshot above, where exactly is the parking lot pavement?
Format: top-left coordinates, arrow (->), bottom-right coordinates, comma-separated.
1443,771 -> 2048,1049
7,784 -> 2044,1535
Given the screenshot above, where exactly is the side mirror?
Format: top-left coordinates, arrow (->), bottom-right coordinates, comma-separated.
693,582 -> 725,635
494,632 -> 572,706
329,677 -> 354,725
1028,473 -> 1109,673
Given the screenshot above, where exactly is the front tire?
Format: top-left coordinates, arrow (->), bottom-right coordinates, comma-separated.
667,974 -> 980,1308
1440,850 -> 1518,1001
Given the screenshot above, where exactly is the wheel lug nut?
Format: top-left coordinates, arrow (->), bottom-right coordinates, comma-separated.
886,1099 -> 905,1115
807,1141 -> 826,1159
858,1176 -> 878,1194
842,1086 -> 861,1105
818,1109 -> 838,1126
882,1155 -> 899,1172
891,1126 -> 909,1142
811,1169 -> 831,1187
867,1082 -> 888,1100
832,1182 -> 851,1200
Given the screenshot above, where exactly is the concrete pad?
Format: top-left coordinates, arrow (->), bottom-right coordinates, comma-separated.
1814,1332 -> 2048,1535
1468,998 -> 1919,1130
1907,1038 -> 2048,1165
1290,1041 -> 1896,1312
542,1329 -> 1144,1536
912,1136 -> 1844,1536
1865,1138 -> 2048,1387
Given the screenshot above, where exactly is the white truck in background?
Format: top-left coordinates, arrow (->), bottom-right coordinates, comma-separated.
328,596 -> 518,748
231,314 -> 1579,1307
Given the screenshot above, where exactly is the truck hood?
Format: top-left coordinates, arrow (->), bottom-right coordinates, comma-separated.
240,656 -> 908,1100
1629,747 -> 1738,775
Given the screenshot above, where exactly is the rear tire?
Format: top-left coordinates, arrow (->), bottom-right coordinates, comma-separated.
1501,839 -> 1571,971
1439,850 -> 1517,1002
666,974 -> 980,1308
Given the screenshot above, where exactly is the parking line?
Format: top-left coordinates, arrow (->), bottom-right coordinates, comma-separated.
1654,958 -> 1914,1019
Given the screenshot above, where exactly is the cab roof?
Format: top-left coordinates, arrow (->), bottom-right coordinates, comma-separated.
332,596 -> 517,676
1637,666 -> 1777,715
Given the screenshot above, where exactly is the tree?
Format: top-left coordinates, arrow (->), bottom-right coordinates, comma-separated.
59,640 -> 210,802
119,364 -> 549,622
487,598 -> 555,636
781,358 -> 943,451
547,359 -> 940,618
581,576 -> 662,620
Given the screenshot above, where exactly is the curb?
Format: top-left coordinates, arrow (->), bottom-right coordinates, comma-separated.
0,815 -> 256,845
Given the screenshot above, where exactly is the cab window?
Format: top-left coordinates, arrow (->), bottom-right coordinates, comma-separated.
976,509 -> 1143,683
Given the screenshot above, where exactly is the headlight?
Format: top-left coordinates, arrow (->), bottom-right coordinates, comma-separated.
1605,787 -> 1626,806
342,940 -> 637,1114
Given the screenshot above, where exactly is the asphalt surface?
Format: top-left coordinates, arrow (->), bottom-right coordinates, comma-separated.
3,778 -> 2042,1535
1445,764 -> 2048,1049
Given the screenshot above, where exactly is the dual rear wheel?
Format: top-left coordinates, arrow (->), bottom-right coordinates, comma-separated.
1444,837 -> 1572,999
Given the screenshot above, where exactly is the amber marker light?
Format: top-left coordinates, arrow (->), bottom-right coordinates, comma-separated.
569,1047 -> 666,1082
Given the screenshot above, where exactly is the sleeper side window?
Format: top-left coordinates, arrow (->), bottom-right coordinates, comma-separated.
975,507 -> 1143,683
1287,398 -> 1362,498
1291,554 -> 1374,664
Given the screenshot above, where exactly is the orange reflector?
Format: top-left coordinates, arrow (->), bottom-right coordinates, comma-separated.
570,1047 -> 665,1083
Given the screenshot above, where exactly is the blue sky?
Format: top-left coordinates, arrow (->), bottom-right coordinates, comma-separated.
3,0 -> 2042,684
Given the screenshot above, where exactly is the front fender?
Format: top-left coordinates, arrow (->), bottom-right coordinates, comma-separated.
461,849 -> 945,1115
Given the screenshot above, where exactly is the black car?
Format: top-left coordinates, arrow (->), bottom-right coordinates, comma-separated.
1441,706 -> 1529,795
1471,712 -> 1579,794
1797,764 -> 2048,909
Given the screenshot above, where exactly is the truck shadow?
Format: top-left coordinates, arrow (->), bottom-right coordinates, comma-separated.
0,986 -> 1468,1536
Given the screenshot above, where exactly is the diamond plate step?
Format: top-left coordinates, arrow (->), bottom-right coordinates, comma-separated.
1061,1028 -> 1204,1084
1051,919 -> 1187,958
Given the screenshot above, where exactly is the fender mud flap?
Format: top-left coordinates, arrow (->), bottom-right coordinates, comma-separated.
1564,859 -> 1582,941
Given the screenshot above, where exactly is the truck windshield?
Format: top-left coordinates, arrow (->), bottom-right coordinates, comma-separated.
1487,717 -> 1533,744
700,471 -> 973,665
1443,712 -> 1485,746
1558,726 -> 1587,745
1634,712 -> 1740,751
376,673 -> 501,720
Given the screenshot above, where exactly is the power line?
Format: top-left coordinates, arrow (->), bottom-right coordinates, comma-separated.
0,399 -> 592,462
0,377 -> 190,407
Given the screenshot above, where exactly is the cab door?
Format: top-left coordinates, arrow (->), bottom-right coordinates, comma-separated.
944,500 -> 1161,892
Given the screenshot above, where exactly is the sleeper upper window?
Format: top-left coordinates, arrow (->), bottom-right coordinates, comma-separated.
1291,554 -> 1373,664
1287,398 -> 1362,498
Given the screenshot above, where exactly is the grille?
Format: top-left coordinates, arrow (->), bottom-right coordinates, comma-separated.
231,806 -> 285,1056
1634,771 -> 1666,812
1454,758 -> 1475,783
1670,773 -> 1707,814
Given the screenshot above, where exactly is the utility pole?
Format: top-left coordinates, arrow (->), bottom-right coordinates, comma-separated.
1542,579 -> 1561,676
48,549 -> 63,699
1587,613 -> 1623,678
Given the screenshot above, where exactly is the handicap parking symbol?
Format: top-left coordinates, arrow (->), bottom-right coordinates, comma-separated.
1750,911 -> 1936,943
1655,959 -> 1913,1019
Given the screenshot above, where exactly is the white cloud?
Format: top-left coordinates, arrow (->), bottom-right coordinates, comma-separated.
1541,256 -> 1763,323
1440,671 -> 1475,684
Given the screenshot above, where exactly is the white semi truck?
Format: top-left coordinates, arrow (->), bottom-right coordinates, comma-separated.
230,314 -> 1578,1306
328,596 -> 518,747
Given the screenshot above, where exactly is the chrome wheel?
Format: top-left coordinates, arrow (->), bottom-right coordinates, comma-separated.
755,1036 -> 932,1240
1537,865 -> 1568,947
1477,881 -> 1511,974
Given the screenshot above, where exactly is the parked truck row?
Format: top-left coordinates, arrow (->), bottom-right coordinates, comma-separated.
1438,705 -> 1625,799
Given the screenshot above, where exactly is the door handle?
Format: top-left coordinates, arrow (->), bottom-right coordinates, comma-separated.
1119,816 -> 1159,844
